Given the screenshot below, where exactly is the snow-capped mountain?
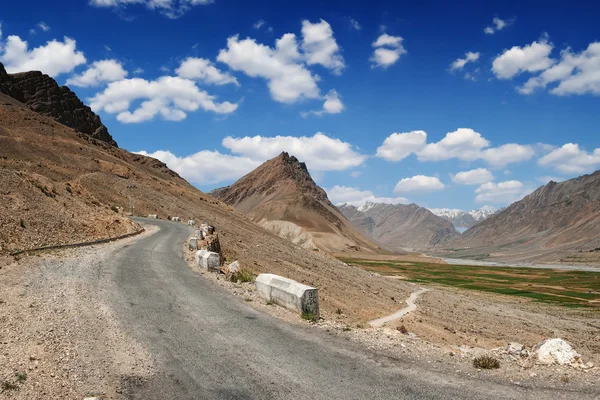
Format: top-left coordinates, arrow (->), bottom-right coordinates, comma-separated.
428,207 -> 496,231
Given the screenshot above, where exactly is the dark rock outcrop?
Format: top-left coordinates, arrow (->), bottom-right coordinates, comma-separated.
0,62 -> 117,146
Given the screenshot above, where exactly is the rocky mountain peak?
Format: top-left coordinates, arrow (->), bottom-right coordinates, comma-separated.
0,62 -> 117,147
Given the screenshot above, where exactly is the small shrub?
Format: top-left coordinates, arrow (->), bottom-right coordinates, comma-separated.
243,297 -> 252,302
335,308 -> 343,315
342,326 -> 352,332
1,381 -> 18,391
230,269 -> 255,283
301,312 -> 318,322
111,206 -> 119,213
473,355 -> 500,369
397,325 -> 408,334
15,373 -> 27,383
19,219 -> 26,229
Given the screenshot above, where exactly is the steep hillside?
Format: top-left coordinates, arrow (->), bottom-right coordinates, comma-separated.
448,173 -> 600,262
211,153 -> 379,252
429,208 -> 496,230
338,202 -> 460,251
0,62 -> 116,146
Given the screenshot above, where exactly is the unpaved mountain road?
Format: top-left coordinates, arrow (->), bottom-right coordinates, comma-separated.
96,218 -> 591,400
369,288 -> 429,327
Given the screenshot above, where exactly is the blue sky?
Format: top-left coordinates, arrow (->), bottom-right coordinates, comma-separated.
1,0 -> 599,212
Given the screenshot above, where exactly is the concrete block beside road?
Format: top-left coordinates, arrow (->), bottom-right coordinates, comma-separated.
198,251 -> 220,272
195,250 -> 207,265
255,274 -> 319,317
189,237 -> 199,250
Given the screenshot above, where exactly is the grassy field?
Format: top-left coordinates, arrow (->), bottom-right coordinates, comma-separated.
338,258 -> 600,308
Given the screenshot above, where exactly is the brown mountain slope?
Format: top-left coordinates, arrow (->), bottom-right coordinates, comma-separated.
0,76 -> 411,324
447,172 -> 600,263
0,62 -> 116,146
211,153 -> 379,252
338,202 -> 460,251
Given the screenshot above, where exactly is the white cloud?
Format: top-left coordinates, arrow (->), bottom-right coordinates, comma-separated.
452,168 -> 494,185
327,185 -> 408,207
89,0 -> 214,19
89,76 -> 238,123
217,34 -> 320,103
418,128 -> 489,162
518,42 -> 600,96
484,16 -> 513,35
301,19 -> 345,75
481,143 -> 535,167
492,39 -> 555,79
370,34 -> 407,69
538,143 -> 600,174
0,35 -> 86,76
394,175 -> 445,193
66,59 -> 128,87
222,132 -> 366,171
175,57 -> 239,86
413,128 -> 534,167
302,89 -> 344,117
37,22 -> 51,32
348,18 -> 361,31
450,51 -> 480,71
376,130 -> 427,161
475,180 -> 530,204
133,67 -> 144,74
253,20 -> 266,29
135,149 -> 259,185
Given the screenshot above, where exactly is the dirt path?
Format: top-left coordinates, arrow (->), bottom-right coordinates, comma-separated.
369,288 -> 429,327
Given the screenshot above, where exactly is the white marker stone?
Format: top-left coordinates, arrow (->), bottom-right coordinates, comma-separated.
255,274 -> 319,317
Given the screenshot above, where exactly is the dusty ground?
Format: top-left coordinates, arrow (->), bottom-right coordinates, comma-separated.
184,237 -> 600,392
0,228 -> 159,399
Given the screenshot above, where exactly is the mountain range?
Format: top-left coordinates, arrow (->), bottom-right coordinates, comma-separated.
429,207 -> 497,231
338,202 -> 460,251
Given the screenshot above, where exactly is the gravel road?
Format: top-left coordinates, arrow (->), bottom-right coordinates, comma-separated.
90,217 -> 592,400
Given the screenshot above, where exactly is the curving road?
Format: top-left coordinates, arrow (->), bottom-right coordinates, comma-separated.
99,218 -> 590,399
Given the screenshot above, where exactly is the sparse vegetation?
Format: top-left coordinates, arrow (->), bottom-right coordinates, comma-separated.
15,373 -> 27,383
397,325 -> 408,334
229,269 -> 255,283
301,311 -> 318,322
111,205 -> 120,213
342,326 -> 352,331
335,308 -> 343,315
1,380 -> 18,392
473,355 -> 500,369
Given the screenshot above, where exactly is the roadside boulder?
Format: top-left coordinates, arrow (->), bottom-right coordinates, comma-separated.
534,338 -> 580,365
507,342 -> 528,358
222,260 -> 241,277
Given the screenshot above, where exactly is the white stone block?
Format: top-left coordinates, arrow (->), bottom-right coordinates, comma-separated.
189,237 -> 199,250
194,229 -> 205,240
255,274 -> 319,317
200,251 -> 220,272
187,219 -> 195,226
147,214 -> 157,219
195,250 -> 207,265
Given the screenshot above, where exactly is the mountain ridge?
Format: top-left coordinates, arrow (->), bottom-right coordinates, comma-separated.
211,152 -> 379,253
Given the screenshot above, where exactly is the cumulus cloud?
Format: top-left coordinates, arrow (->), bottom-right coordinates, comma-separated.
302,89 -> 344,117
222,132 -> 366,171
484,16 -> 514,35
452,168 -> 494,185
370,34 -> 406,69
217,34 -> 319,103
376,131 -> 427,162
538,143 -> 600,174
37,22 -> 51,32
492,39 -> 555,79
475,180 -> 530,204
0,35 -> 86,76
66,59 -> 128,87
135,149 -> 259,185
89,76 -> 238,123
518,42 -> 600,96
301,19 -> 345,75
175,57 -> 239,86
376,128 -> 534,167
418,128 -> 490,162
327,185 -> 408,207
394,175 -> 445,193
450,52 -> 480,71
89,0 -> 214,19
